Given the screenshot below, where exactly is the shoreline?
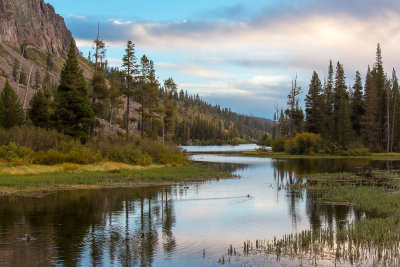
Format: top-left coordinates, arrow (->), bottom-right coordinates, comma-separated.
0,163 -> 232,197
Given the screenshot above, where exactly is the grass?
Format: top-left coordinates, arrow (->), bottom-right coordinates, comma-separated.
26,47 -> 47,65
0,162 -> 230,196
242,151 -> 400,160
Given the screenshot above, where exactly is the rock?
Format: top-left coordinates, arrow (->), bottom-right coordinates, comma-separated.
0,0 -> 75,57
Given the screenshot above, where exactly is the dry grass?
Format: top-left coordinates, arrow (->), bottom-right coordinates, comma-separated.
0,161 -> 161,175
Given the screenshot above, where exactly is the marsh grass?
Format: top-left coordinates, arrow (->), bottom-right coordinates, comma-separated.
0,163 -> 230,195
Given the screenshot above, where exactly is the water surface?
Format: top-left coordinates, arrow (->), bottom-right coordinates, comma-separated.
0,150 -> 398,266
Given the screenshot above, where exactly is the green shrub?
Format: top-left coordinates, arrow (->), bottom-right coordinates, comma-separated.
325,144 -> 371,156
32,142 -> 101,165
0,126 -> 69,151
272,137 -> 286,152
284,132 -> 322,154
106,146 -> 152,166
142,141 -> 186,165
0,142 -> 34,162
258,134 -> 272,146
32,149 -> 66,165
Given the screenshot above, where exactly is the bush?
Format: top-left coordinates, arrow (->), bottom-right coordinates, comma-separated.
0,142 -> 34,162
62,163 -> 81,173
325,144 -> 371,156
142,141 -> 186,165
272,137 -> 286,152
32,149 -> 66,165
284,132 -> 322,155
106,146 -> 152,166
32,141 -> 101,165
0,126 -> 69,151
258,134 -> 272,146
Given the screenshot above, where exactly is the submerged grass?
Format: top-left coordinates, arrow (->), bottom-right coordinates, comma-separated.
0,163 -> 230,196
225,169 -> 400,266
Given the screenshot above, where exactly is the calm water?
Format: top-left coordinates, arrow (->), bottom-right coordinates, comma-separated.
0,150 -> 398,266
180,143 -> 263,152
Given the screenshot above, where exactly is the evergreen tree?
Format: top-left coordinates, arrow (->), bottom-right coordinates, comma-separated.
305,71 -> 324,133
136,55 -> 160,138
12,59 -> 19,82
19,69 -> 27,85
46,52 -> 53,70
323,60 -> 335,140
121,40 -> 137,140
53,42 -> 94,143
333,62 -> 352,146
34,69 -> 41,90
163,78 -> 177,142
350,71 -> 364,137
286,76 -> 302,137
107,72 -> 123,130
0,80 -> 24,128
90,71 -> 109,134
28,89 -> 52,128
391,69 -> 400,151
42,71 -> 52,96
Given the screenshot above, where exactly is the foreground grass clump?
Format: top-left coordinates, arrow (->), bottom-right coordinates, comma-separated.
0,163 -> 230,195
225,170 -> 400,266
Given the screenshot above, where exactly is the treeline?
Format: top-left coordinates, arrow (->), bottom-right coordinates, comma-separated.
269,44 -> 399,153
86,38 -> 270,145
172,93 -> 270,145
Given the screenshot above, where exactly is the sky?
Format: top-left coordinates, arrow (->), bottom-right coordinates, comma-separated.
45,0 -> 400,118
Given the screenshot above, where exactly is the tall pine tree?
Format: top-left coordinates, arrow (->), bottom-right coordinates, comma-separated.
53,42 -> 94,143
0,80 -> 24,129
305,71 -> 324,134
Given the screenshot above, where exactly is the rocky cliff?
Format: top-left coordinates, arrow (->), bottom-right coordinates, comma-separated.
0,0 -> 74,57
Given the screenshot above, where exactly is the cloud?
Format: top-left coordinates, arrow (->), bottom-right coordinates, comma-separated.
66,0 -> 400,117
67,14 -> 85,19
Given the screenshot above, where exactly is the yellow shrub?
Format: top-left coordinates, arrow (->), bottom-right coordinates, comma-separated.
62,163 -> 81,173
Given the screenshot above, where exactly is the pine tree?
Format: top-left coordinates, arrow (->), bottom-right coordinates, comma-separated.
136,55 -> 160,138
28,89 -> 52,128
90,72 -> 109,134
391,69 -> 400,151
350,71 -> 364,137
305,71 -> 324,133
286,76 -> 302,137
34,69 -> 41,90
19,69 -> 27,85
163,78 -> 177,142
323,60 -> 335,140
107,72 -> 123,131
121,40 -> 137,140
333,62 -> 352,146
12,59 -> 19,82
0,80 -> 24,128
42,71 -> 52,96
53,42 -> 94,143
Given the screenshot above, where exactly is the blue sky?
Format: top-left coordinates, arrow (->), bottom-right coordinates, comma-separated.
46,0 -> 400,118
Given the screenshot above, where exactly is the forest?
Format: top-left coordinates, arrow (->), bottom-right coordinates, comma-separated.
261,44 -> 400,154
1,37 -> 270,147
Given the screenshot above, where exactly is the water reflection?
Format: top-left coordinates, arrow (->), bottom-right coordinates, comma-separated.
0,155 -> 398,266
0,187 -> 177,266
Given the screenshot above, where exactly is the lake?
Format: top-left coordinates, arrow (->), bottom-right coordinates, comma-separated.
0,146 -> 398,266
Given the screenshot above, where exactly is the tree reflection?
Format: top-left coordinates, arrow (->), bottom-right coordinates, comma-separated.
0,187 -> 177,267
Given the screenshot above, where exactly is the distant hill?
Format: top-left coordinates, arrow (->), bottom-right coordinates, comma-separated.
173,92 -> 272,145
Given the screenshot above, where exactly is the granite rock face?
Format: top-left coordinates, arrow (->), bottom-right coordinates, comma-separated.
0,0 -> 74,57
